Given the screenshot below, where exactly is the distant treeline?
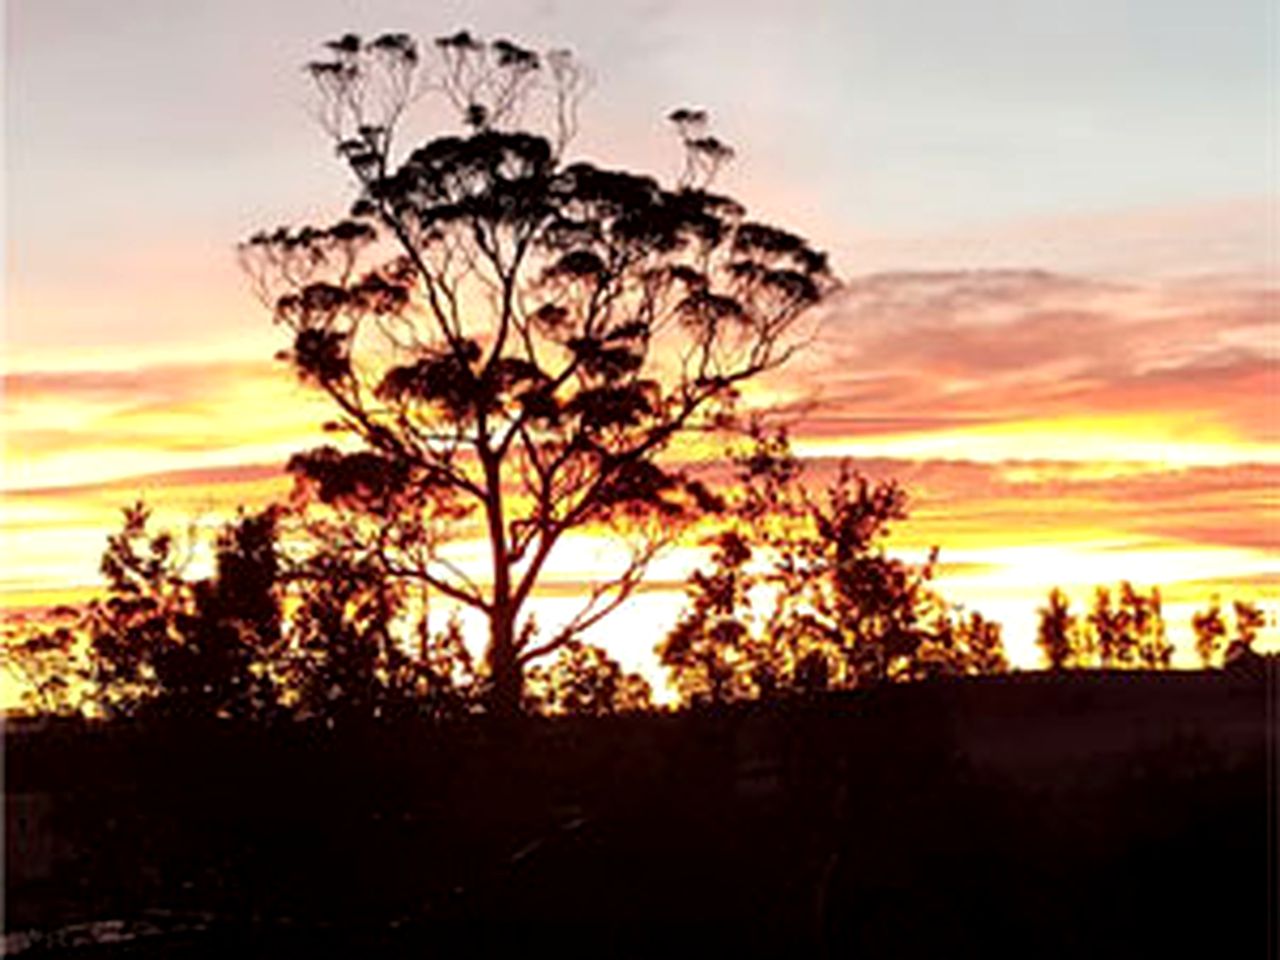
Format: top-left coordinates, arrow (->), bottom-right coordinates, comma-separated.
1035,584 -> 1266,671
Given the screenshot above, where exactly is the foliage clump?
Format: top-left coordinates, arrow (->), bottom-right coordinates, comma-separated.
659,428 -> 1008,705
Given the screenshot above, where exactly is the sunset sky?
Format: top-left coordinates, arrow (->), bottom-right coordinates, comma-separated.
4,0 -> 1277,693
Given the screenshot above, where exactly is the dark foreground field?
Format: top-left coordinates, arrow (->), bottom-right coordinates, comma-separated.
5,668 -> 1274,957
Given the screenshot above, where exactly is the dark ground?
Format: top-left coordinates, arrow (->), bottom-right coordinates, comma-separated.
5,668 -> 1275,957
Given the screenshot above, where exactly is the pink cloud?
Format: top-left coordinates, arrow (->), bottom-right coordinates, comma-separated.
775,267 -> 1277,447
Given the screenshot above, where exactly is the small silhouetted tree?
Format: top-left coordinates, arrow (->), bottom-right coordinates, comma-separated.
660,429 -> 1007,705
1087,586 -> 1128,667
82,503 -> 190,715
660,529 -> 759,704
83,504 -> 283,720
928,610 -> 1008,676
1036,587 -> 1077,670
1084,582 -> 1170,669
1040,581 -> 1171,671
1223,600 -> 1266,668
1191,600 -> 1228,667
1119,581 -> 1171,669
282,525 -> 481,724
523,639 -> 652,715
1231,600 -> 1265,647
1,607 -> 88,715
240,32 -> 834,716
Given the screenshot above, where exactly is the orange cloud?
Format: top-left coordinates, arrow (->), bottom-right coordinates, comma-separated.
3,359 -> 332,490
767,268 -> 1277,460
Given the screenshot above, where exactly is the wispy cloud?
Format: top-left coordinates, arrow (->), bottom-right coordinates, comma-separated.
3,359 -> 330,491
771,268 -> 1277,459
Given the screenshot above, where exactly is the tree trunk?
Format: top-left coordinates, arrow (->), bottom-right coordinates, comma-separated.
481,446 -> 522,719
487,607 -> 522,719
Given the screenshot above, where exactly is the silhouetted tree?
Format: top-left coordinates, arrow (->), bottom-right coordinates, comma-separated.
80,503 -> 192,715
659,529 -> 760,704
523,639 -> 652,715
1036,582 -> 1171,670
928,610 -> 1008,676
1191,601 -> 1226,667
1233,601 -> 1264,640
1230,600 -> 1265,648
281,523 -> 482,724
1036,587 -> 1077,670
1087,586 -> 1127,667
0,607 -> 87,715
1196,598 -> 1267,668
239,32 -> 834,716
177,507 -> 284,718
1084,582 -> 1170,669
660,429 -> 1007,704
1119,581 -> 1171,669
81,504 -> 283,720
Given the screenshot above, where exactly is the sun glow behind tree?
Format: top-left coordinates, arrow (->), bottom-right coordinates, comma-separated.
3,5 -> 1276,709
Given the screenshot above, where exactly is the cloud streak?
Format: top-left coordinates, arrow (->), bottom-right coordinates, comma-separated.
3,359 -> 332,491
769,268 -> 1276,460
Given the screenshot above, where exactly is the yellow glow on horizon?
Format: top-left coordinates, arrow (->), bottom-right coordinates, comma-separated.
4,334 -> 1275,707
795,414 -> 1276,466
4,356 -> 335,492
936,542 -> 1276,592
